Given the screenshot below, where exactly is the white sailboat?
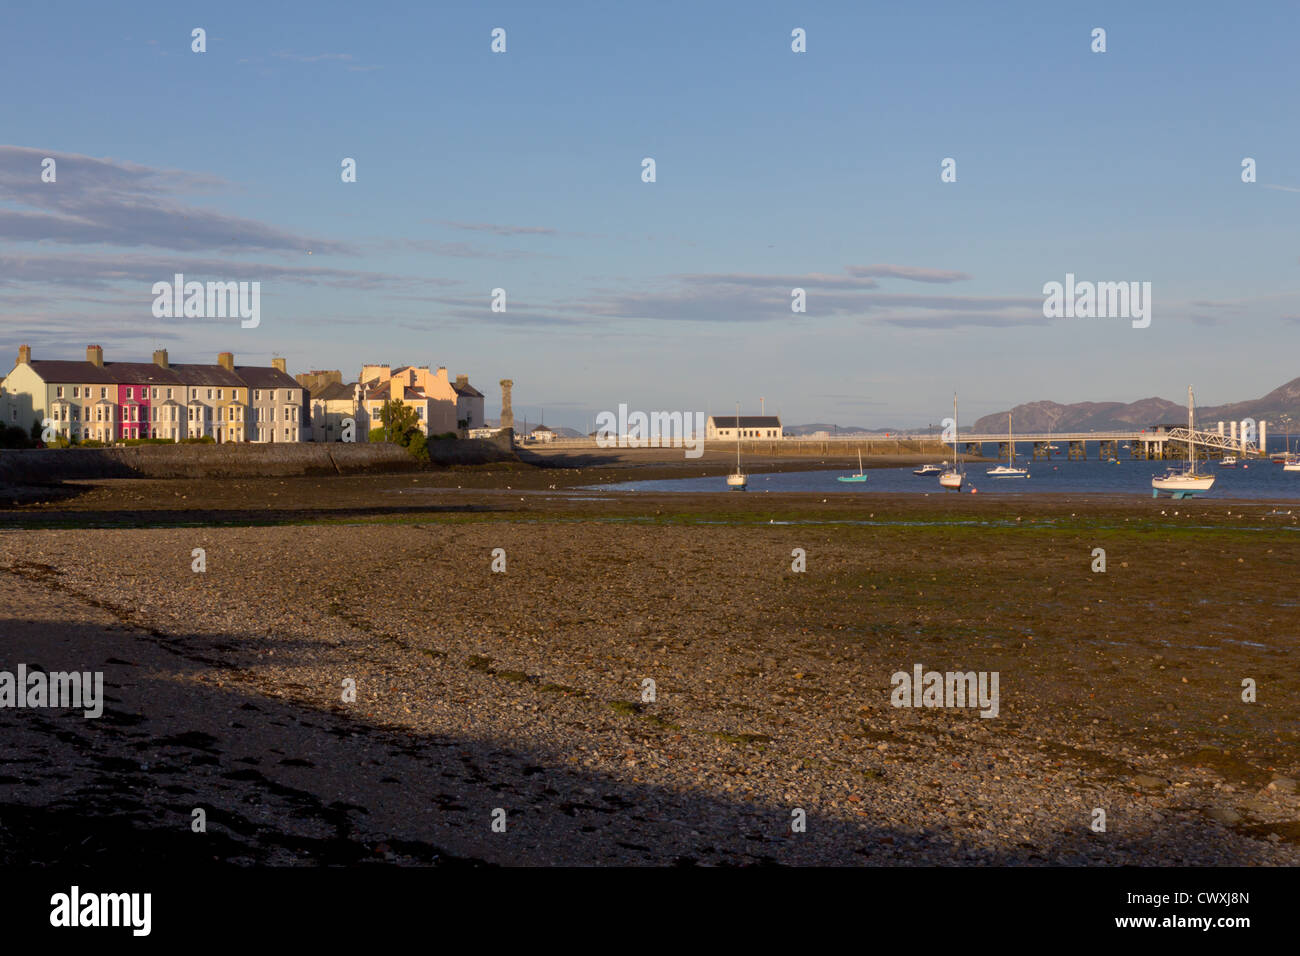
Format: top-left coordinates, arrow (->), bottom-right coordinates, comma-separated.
986,413 -> 1029,477
939,394 -> 964,489
726,402 -> 747,490
1152,386 -> 1215,495
1282,433 -> 1300,471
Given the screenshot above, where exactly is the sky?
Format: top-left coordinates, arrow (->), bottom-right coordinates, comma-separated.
2,1 -> 1298,431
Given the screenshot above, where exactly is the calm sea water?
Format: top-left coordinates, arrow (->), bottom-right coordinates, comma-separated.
594,456 -> 1300,499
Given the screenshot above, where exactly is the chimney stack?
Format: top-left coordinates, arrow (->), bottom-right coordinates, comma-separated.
272,357 -> 287,373
17,344 -> 31,365
455,374 -> 468,388
218,351 -> 234,371
153,349 -> 169,369
87,344 -> 104,367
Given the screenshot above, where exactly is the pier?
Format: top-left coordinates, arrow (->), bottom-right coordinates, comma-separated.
896,424 -> 1267,461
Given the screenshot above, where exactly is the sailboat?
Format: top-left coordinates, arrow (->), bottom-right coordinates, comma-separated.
939,394 -> 964,489
1282,433 -> 1300,471
1152,386 -> 1215,495
987,413 -> 1029,477
726,402 -> 747,490
838,448 -> 868,482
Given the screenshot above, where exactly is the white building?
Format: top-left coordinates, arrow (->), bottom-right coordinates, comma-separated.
706,415 -> 783,440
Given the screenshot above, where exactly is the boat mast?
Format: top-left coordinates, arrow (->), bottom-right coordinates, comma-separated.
735,401 -> 741,473
953,393 -> 959,471
1187,386 -> 1195,475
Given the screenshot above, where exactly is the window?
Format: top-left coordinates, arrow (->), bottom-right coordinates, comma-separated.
254,389 -> 261,402
152,388 -> 158,399
71,387 -> 78,398
372,408 -> 381,421
217,389 -> 223,400
217,407 -> 223,422
101,388 -> 107,399
416,407 -> 424,419
206,389 -> 212,400
166,388 -> 173,399
56,386 -> 64,398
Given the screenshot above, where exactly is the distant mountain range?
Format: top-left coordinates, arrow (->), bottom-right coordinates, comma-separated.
971,377 -> 1300,433
784,422 -> 896,436
511,422 -> 585,438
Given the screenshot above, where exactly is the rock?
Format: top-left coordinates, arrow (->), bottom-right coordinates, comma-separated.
1205,807 -> 1242,825
1267,777 -> 1297,794
1132,774 -> 1167,788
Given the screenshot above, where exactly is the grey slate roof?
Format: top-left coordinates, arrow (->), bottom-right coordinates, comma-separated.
25,359 -> 290,391
709,416 -> 782,429
313,382 -> 356,401
235,365 -> 300,389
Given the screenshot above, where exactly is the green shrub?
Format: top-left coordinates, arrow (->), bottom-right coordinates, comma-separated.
430,431 -> 458,442
406,431 -> 429,462
0,424 -> 35,448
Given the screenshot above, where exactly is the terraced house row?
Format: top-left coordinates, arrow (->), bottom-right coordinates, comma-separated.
2,345 -> 307,443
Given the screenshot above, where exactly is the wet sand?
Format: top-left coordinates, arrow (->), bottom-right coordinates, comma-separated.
0,459 -> 1296,865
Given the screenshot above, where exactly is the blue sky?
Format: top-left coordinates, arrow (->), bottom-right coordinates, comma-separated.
2,1 -> 1297,429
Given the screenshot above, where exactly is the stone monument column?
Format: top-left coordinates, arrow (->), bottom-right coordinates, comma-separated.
499,379 -> 514,430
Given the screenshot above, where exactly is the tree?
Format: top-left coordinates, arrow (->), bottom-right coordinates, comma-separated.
378,399 -> 419,445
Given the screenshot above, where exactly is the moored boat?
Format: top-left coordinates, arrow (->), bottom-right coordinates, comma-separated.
939,395 -> 964,490
986,413 -> 1028,478
726,401 -> 747,490
1152,387 -> 1215,496
838,449 -> 868,483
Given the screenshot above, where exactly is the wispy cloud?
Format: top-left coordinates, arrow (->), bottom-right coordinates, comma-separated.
0,253 -> 419,296
371,238 -> 544,260
271,51 -> 381,71
1262,183 -> 1300,193
0,145 -> 347,255
272,51 -> 354,62
846,264 -> 972,284
435,220 -> 560,237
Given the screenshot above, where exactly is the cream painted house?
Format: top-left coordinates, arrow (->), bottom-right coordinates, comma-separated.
310,381 -> 360,442
357,364 -> 459,436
